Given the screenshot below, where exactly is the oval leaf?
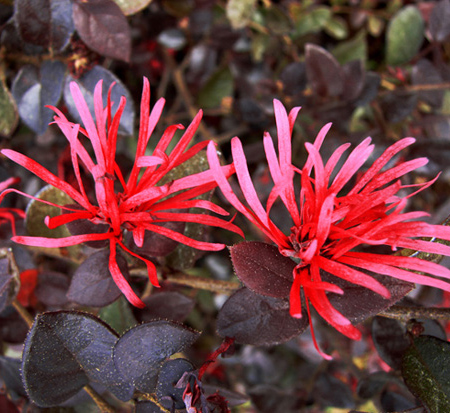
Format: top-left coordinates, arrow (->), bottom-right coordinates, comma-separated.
34,271 -> 70,307
73,0 -> 131,62
325,271 -> 413,324
22,311 -> 134,406
67,250 -> 130,307
113,321 -> 200,392
157,358 -> 195,409
372,316 -> 410,370
217,287 -> 309,346
386,6 -> 424,66
429,0 -> 450,42
402,335 -> 450,411
15,0 -> 73,50
12,61 -> 66,135
141,291 -> 195,323
230,241 -> 294,298
64,65 -> 134,135
197,66 -> 234,109
15,0 -> 51,47
113,0 -> 153,16
0,77 -> 18,137
305,43 -> 344,97
25,185 -> 74,239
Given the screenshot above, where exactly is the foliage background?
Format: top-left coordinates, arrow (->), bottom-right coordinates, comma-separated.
1,0 -> 450,412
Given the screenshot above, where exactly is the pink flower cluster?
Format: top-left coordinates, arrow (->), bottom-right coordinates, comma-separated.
3,79 -> 450,358
0,78 -> 242,307
207,100 -> 450,357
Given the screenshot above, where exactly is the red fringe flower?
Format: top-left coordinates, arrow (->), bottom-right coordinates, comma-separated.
0,78 -> 242,307
207,99 -> 450,358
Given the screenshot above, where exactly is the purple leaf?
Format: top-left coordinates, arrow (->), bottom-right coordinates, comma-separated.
113,321 -> 200,392
140,291 -> 195,323
15,0 -> 51,47
156,359 -> 195,409
15,0 -> 74,50
21,311 -> 133,406
64,65 -> 134,135
305,43 -> 344,97
11,61 -> 66,135
429,0 -> 450,42
72,0 -> 131,62
217,287 -> 309,346
230,241 -> 295,298
324,272 -> 413,324
34,271 -> 70,307
342,60 -> 366,101
67,249 -> 130,307
372,317 -> 409,370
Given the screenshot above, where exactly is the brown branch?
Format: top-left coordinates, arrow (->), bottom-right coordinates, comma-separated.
83,384 -> 116,413
166,271 -> 240,294
130,267 -> 240,294
12,299 -> 34,328
379,305 -> 450,322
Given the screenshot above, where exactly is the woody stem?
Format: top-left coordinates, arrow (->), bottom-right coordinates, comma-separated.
379,305 -> 450,322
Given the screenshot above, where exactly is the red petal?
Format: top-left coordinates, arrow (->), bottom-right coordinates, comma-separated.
109,241 -> 145,308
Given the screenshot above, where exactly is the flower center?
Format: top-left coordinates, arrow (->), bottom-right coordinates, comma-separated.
286,226 -> 318,265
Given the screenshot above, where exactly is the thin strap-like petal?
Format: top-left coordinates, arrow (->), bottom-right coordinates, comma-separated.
109,240 -> 145,308
1,149 -> 87,208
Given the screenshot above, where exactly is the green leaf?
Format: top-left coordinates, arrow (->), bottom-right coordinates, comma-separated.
226,0 -> 257,29
368,15 -> 384,37
251,32 -> 271,62
324,16 -> 348,40
292,6 -> 331,38
386,6 -> 424,66
402,335 -> 450,411
197,66 -> 233,109
112,0 -> 153,15
26,185 -> 74,239
332,30 -> 367,66
0,78 -> 18,137
98,296 -> 137,335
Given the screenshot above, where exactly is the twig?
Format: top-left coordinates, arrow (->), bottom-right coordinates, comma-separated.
379,305 -> 450,322
166,271 -> 240,294
12,299 -> 34,328
83,384 -> 116,413
130,267 -> 240,294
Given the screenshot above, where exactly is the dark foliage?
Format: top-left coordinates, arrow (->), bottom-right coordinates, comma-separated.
1,0 -> 450,411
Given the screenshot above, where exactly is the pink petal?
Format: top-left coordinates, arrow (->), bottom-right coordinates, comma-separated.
13,232 -> 113,247
109,240 -> 145,308
69,81 -> 105,171
117,239 -> 160,287
304,123 -> 332,174
330,137 -> 374,194
318,255 -> 391,298
350,137 -> 416,194
341,253 -> 450,293
143,222 -> 226,251
1,150 -> 87,208
231,137 -> 269,227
